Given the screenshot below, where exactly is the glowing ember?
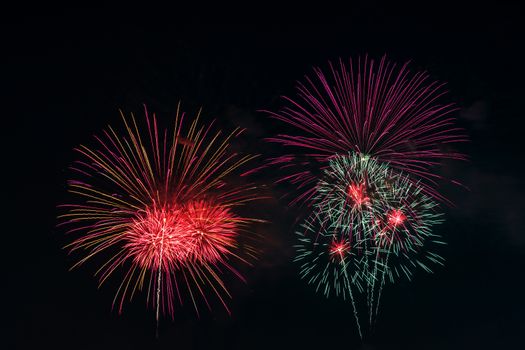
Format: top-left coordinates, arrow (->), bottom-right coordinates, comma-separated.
387,209 -> 406,227
329,239 -> 351,259
347,182 -> 370,207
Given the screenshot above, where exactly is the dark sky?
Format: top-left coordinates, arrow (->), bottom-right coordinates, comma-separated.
9,3 -> 525,349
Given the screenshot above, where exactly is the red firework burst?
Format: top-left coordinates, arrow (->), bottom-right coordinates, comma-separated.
265,55 -> 467,204
386,208 -> 406,228
347,182 -> 371,208
58,104 -> 262,321
125,206 -> 194,269
329,238 -> 351,262
180,200 -> 240,264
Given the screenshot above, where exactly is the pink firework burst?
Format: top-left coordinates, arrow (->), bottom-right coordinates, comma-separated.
58,104 -> 263,323
265,55 -> 467,204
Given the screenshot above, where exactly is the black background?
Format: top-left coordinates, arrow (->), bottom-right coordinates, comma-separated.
9,3 -> 525,349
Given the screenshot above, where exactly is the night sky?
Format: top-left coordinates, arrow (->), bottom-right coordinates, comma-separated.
9,4 -> 525,349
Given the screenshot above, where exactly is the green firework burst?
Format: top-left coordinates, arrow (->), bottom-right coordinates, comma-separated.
295,152 -> 445,336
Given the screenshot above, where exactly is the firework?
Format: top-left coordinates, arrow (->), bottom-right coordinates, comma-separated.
265,55 -> 466,205
295,152 -> 444,335
58,104 -> 262,326
265,56 -> 465,337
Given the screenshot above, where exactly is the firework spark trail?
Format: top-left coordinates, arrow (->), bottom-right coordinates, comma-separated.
374,248 -> 391,324
341,256 -> 363,339
369,245 -> 381,327
372,211 -> 403,323
59,104 -> 263,327
368,213 -> 396,326
155,226 -> 164,338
